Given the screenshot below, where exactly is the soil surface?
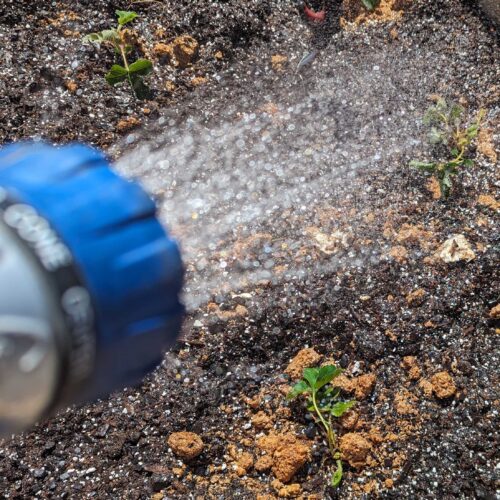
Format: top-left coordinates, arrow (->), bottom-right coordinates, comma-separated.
0,0 -> 499,499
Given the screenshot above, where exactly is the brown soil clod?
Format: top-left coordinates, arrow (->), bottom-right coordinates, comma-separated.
257,433 -> 311,483
339,432 -> 371,468
235,451 -> 254,476
489,304 -> 500,319
168,432 -> 204,461
65,80 -> 78,93
255,454 -> 274,472
173,35 -> 199,68
406,288 -> 427,307
284,348 -> 322,379
426,177 -> 442,199
153,35 -> 199,68
353,373 -> 377,399
116,116 -> 141,133
430,372 -> 457,399
477,128 -> 498,163
333,373 -> 376,400
252,411 -> 274,430
477,194 -> 500,211
394,390 -> 418,415
271,54 -> 288,71
419,378 -> 434,398
153,42 -> 175,62
276,483 -> 302,498
388,245 -> 408,263
340,409 -> 360,430
395,224 -> 435,249
401,356 -> 422,381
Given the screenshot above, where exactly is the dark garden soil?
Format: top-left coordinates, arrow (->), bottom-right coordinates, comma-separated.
0,0 -> 499,499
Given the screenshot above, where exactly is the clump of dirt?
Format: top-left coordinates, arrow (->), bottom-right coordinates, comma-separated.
401,356 -> 422,381
405,288 -> 427,307
333,373 -> 377,399
477,194 -> 500,211
270,480 -> 303,498
341,0 -> 407,25
251,411 -> 274,430
228,445 -> 254,476
255,454 -> 274,472
430,372 -> 457,399
116,116 -> 141,133
489,304 -> 500,319
284,348 -> 322,379
394,389 -> 418,415
388,245 -> 408,263
339,433 -> 372,468
168,432 -> 204,461
477,128 -> 498,163
257,433 -> 311,483
154,35 -> 200,68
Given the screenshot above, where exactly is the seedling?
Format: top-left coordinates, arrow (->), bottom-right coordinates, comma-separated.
361,0 -> 380,10
410,98 -> 485,198
287,365 -> 355,488
83,10 -> 152,99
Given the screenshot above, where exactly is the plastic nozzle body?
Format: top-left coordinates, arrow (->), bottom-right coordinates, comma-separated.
0,142 -> 184,436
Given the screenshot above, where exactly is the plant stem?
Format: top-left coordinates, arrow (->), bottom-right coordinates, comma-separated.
119,44 -> 130,72
312,391 -> 336,456
119,43 -> 135,94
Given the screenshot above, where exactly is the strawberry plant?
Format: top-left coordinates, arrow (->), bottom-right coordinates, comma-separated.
287,365 -> 355,488
83,10 -> 152,99
410,98 -> 485,199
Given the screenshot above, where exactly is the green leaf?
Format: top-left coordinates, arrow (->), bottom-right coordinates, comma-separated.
84,29 -> 120,45
303,367 -> 320,388
361,0 -> 380,10
116,10 -> 138,25
287,380 -> 310,400
422,110 -> 436,126
315,365 -> 342,389
330,400 -> 356,417
105,64 -> 129,85
331,460 -> 343,488
450,148 -> 459,156
129,59 -> 153,76
435,98 -> 448,113
449,103 -> 464,121
428,127 -> 445,145
463,159 -> 474,167
442,171 -> 453,187
439,172 -> 452,199
100,29 -> 120,42
466,124 -> 479,139
83,32 -> 102,44
409,160 -> 436,172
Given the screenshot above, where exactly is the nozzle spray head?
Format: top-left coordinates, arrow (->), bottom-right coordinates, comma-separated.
0,142 -> 184,437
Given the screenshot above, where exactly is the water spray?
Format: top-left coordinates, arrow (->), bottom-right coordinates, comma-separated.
0,142 -> 184,437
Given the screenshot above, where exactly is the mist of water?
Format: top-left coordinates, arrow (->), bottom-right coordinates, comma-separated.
115,43 -> 427,310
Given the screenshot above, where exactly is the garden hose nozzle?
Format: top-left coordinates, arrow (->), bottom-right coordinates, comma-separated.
0,142 -> 184,437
